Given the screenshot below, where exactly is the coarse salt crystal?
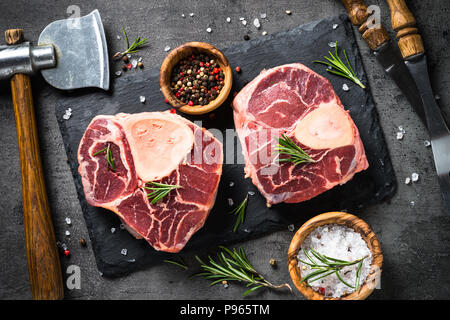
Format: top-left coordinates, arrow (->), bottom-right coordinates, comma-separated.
164,45 -> 171,52
424,140 -> 431,147
328,41 -> 336,48
229,181 -> 234,187
239,17 -> 245,21
410,201 -> 415,206
297,224 -> 372,298
396,132 -> 404,140
288,224 -> 295,232
260,13 -> 267,19
139,96 -> 146,103
227,198 -> 234,206
398,125 -> 406,133
405,177 -> 411,185
65,230 -> 70,236
248,191 -> 255,196
411,172 -> 419,182
262,31 -> 268,36
332,24 -> 339,29
116,35 -> 121,40
181,13 -> 185,18
226,17 -> 231,22
342,83 -> 349,91
206,27 -> 212,33
242,20 -> 247,26
189,13 -> 194,17
111,227 -> 116,234
115,71 -> 122,77
253,18 -> 261,29
119,223 -> 125,229
131,59 -> 138,68
285,10 -> 292,15
121,248 -> 128,256
65,217 -> 72,225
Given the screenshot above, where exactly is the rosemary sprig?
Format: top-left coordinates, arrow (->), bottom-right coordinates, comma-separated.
93,144 -> 115,172
164,257 -> 188,270
314,41 -> 365,89
144,182 -> 181,204
194,246 -> 292,296
112,27 -> 148,59
298,247 -> 368,291
228,195 -> 249,232
276,134 -> 315,166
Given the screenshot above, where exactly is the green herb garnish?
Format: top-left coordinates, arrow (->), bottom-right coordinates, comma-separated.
298,247 -> 368,291
228,195 -> 249,232
144,182 -> 181,204
194,246 -> 292,296
276,134 -> 315,166
164,257 -> 188,270
112,27 -> 148,59
314,41 -> 365,89
93,144 -> 115,172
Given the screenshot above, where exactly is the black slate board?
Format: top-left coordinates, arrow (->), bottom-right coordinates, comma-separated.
56,15 -> 396,277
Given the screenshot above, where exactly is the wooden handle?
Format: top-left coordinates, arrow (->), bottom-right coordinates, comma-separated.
386,0 -> 424,59
6,29 -> 64,300
340,0 -> 390,50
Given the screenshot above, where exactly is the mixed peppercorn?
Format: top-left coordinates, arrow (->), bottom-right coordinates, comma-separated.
170,53 -> 225,106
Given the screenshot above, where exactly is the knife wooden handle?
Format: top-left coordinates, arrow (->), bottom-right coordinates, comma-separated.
340,0 -> 390,50
385,0 -> 425,59
5,29 -> 64,300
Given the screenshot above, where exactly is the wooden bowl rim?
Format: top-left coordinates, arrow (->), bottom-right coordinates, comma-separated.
159,41 -> 233,115
288,211 -> 383,300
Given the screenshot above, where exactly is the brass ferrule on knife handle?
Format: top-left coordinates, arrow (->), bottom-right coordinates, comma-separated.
386,0 -> 425,59
340,0 -> 390,50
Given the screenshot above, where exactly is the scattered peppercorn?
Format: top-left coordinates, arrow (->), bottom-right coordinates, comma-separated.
269,258 -> 277,267
122,55 -> 129,63
79,238 -> 87,247
64,249 -> 70,256
121,64 -> 128,71
170,108 -> 177,114
243,34 -> 250,41
126,63 -> 132,70
235,66 -> 241,73
138,61 -> 144,68
169,53 -> 225,106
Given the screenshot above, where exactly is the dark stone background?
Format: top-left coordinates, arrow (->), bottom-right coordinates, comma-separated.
0,0 -> 449,299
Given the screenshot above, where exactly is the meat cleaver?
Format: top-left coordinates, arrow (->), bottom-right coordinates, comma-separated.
0,9 -> 109,299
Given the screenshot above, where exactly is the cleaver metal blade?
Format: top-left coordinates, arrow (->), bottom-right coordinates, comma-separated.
38,9 -> 109,91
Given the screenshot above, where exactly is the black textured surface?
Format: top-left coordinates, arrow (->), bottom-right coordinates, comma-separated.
55,15 -> 396,277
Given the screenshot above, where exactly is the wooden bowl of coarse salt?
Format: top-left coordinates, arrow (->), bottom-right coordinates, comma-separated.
288,212 -> 383,300
159,41 -> 233,115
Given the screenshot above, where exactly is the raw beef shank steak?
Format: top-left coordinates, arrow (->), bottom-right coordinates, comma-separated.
232,63 -> 368,205
78,111 -> 223,252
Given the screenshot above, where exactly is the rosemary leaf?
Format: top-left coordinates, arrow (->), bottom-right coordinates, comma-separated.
144,182 -> 180,204
228,195 -> 249,232
164,257 -> 188,270
93,144 -> 115,172
276,134 -> 315,166
314,41 -> 365,89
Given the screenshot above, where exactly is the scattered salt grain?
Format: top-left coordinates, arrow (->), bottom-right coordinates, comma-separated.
139,96 -> 146,103
396,132 -> 404,140
189,13 -> 194,17
410,201 -> 415,206
262,31 -> 268,36
288,224 -> 295,232
242,20 -> 247,26
127,259 -> 136,263
65,217 -> 72,225
435,94 -> 441,100
116,35 -> 121,40
328,41 -> 336,48
332,24 -> 339,30
424,140 -> 431,147
297,224 -> 372,298
398,125 -> 406,133
229,181 -> 235,187
253,18 -> 261,29
248,191 -> 255,196
226,17 -> 231,23
126,53 -> 132,59
65,230 -> 71,236
405,177 -> 411,185
239,17 -> 245,21
121,248 -> 128,256
411,172 -> 419,182
227,198 -> 234,206
260,13 -> 267,19
181,13 -> 185,18
119,223 -> 125,230
131,59 -> 138,69
285,10 -> 292,15
342,83 -> 349,91
164,45 -> 171,52
111,227 -> 116,234
138,57 -> 143,62
206,27 -> 212,33
62,108 -> 72,120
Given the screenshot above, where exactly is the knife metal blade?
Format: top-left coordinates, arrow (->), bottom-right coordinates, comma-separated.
373,41 -> 426,124
405,54 -> 450,213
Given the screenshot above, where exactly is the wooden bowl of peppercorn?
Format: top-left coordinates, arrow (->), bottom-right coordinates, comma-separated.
288,212 -> 383,300
159,42 -> 233,115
